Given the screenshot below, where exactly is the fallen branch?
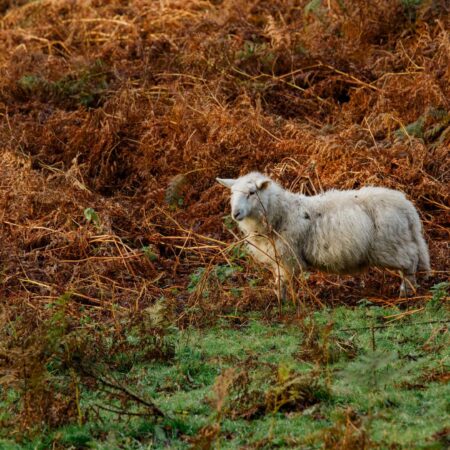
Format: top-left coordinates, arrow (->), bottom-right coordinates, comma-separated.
82,369 -> 165,418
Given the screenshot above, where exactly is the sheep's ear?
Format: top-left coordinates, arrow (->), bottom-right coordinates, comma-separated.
216,178 -> 236,189
256,179 -> 270,190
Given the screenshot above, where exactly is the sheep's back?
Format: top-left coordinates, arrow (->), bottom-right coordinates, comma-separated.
302,186 -> 420,274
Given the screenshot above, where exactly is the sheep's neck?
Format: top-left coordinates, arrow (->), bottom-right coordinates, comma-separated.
239,190 -> 289,237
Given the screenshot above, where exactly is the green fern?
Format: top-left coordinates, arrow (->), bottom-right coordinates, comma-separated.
338,350 -> 414,396
395,117 -> 425,139
304,0 -> 323,16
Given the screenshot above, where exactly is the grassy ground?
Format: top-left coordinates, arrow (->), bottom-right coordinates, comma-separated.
1,294 -> 448,449
1,0 -> 449,448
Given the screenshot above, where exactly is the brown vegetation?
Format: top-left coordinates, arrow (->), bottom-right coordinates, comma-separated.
0,0 -> 449,434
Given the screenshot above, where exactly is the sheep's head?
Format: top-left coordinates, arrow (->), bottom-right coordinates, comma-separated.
216,172 -> 271,222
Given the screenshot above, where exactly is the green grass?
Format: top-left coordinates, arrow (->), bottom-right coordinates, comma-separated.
1,303 -> 449,449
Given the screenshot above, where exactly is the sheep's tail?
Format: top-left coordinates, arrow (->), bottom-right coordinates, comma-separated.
412,216 -> 431,278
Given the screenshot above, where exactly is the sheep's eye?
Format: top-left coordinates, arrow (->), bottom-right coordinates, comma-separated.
248,190 -> 256,196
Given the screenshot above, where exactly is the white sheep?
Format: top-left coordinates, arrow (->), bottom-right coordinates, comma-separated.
217,172 -> 430,299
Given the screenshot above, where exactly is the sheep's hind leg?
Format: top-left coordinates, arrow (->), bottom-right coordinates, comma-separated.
399,271 -> 417,297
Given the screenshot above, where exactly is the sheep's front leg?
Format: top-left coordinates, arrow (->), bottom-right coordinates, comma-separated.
273,266 -> 292,303
274,274 -> 287,302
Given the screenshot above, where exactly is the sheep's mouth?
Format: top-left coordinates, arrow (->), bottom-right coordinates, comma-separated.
233,212 -> 245,221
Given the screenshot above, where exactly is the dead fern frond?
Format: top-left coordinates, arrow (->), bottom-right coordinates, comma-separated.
165,173 -> 188,206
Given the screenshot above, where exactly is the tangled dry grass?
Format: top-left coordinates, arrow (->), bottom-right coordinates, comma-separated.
0,0 -> 449,436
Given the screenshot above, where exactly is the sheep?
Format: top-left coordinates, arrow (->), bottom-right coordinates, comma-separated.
217,172 -> 430,299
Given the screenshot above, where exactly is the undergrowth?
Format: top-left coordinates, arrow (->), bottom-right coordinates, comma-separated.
1,301 -> 448,448
0,0 -> 449,447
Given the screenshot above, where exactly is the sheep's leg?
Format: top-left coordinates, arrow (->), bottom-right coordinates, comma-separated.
273,271 -> 287,302
273,265 -> 294,303
372,248 -> 419,297
399,271 -> 417,297
277,282 -> 287,303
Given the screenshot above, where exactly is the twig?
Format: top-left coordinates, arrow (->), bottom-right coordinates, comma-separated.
231,66 -> 330,105
319,63 -> 381,92
85,371 -> 165,418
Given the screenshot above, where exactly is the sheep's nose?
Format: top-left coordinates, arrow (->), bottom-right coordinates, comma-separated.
233,210 -> 244,221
